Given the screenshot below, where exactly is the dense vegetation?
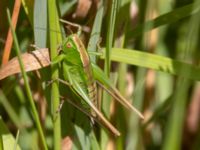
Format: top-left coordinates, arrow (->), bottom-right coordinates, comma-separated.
0,0 -> 200,149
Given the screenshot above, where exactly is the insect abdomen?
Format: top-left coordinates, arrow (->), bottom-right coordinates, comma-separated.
87,80 -> 97,107
85,66 -> 98,117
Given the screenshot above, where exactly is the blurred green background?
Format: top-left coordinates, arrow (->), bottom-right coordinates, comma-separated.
0,0 -> 200,149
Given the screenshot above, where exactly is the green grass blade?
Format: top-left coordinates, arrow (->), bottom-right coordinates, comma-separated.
0,90 -> 22,129
143,95 -> 172,128
7,9 -> 48,150
0,133 -> 2,150
162,79 -> 190,150
162,1 -> 200,149
126,3 -> 200,39
0,117 -> 21,150
59,0 -> 77,17
13,130 -> 20,150
74,125 -> 90,150
113,1 -> 132,148
100,48 -> 200,81
87,0 -> 104,63
21,0 -> 34,25
101,0 -> 119,147
105,0 -> 118,76
34,0 -> 47,48
86,2 -> 105,147
48,0 -> 62,149
90,132 -> 100,150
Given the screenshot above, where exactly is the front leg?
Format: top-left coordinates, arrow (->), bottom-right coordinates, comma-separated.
51,54 -> 65,65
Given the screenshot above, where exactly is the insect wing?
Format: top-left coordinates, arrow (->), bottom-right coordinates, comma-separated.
66,70 -> 120,136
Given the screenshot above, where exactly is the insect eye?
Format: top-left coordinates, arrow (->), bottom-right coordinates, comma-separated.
66,43 -> 72,48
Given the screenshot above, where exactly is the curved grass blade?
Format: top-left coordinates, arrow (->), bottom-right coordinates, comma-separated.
126,3 -> 200,39
7,9 -> 48,150
100,48 -> 200,81
0,48 -> 50,80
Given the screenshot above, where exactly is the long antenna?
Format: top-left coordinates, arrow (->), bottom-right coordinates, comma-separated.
59,19 -> 82,36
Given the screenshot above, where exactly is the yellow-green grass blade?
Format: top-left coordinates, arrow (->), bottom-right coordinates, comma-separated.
100,48 -> 200,81
21,0 -> 34,25
0,116 -> 21,150
48,0 -> 62,149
